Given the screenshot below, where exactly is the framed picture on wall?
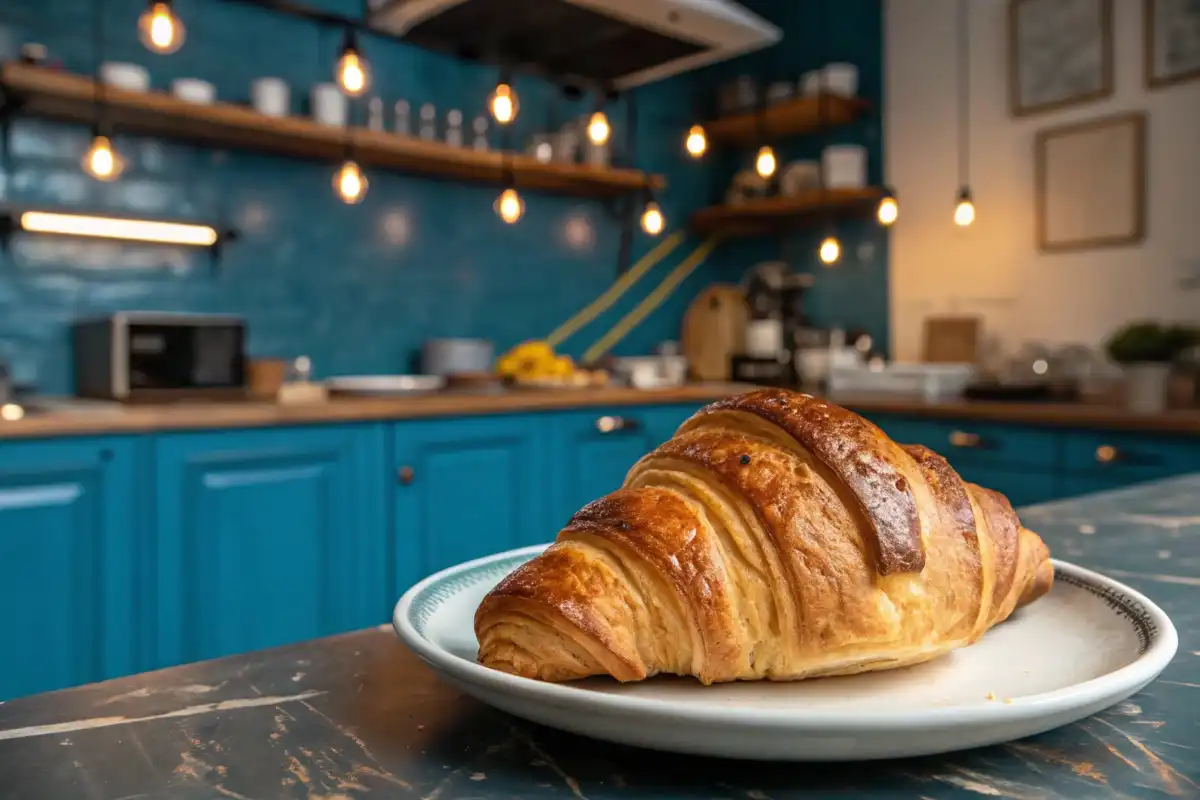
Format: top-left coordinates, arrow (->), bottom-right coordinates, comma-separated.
1145,0 -> 1200,88
1035,112 -> 1147,253
1009,0 -> 1113,116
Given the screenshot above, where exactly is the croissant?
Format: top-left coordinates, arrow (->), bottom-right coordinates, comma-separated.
475,389 -> 1054,684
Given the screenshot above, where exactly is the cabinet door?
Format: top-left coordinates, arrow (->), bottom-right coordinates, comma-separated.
392,415 -> 548,593
0,437 -> 139,700
548,404 -> 700,527
154,425 -> 387,667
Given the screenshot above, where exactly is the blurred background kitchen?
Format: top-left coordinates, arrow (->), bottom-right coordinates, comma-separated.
0,0 -> 1196,701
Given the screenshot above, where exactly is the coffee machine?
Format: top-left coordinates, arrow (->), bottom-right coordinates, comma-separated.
731,262 -> 813,387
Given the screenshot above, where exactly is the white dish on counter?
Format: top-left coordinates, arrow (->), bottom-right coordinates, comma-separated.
100,62 -> 150,92
395,545 -> 1177,761
326,375 -> 445,396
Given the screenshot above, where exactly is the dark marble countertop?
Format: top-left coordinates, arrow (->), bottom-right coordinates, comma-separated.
1,477 -> 1198,799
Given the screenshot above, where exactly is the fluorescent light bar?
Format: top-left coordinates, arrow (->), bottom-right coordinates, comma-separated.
19,211 -> 219,247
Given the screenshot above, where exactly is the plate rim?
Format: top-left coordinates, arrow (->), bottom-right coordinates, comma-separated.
393,545 -> 1179,732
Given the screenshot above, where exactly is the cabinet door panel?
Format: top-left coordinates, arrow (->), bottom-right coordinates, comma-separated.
0,438 -> 138,699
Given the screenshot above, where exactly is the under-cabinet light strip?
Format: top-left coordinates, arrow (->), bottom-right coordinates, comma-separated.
19,211 -> 219,246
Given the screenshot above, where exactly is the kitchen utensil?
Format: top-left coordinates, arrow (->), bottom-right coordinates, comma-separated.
395,547 -> 1177,760
310,83 -> 347,126
248,358 -> 286,398
326,374 -> 445,396
100,62 -> 149,92
821,144 -> 867,189
418,103 -> 437,140
682,284 -> 748,381
368,97 -> 385,130
821,62 -> 859,97
251,78 -> 290,117
780,160 -> 821,196
745,318 -> 784,358
394,99 -> 412,135
445,109 -> 463,146
170,78 -> 215,104
421,339 -> 494,376
922,316 -> 981,364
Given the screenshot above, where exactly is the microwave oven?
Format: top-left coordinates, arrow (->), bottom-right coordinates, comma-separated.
73,312 -> 247,402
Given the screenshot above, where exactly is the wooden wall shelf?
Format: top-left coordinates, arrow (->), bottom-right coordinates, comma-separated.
0,63 -> 664,197
706,94 -> 870,147
690,188 -> 883,236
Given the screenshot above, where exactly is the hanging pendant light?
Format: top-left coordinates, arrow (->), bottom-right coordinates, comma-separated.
953,0 -> 975,227
587,110 -> 611,145
685,124 -> 707,158
489,70 -> 518,125
877,187 -> 899,226
495,185 -> 524,224
640,187 -> 664,236
138,0 -> 185,54
755,145 -> 777,179
82,132 -> 125,181
819,234 -> 841,265
333,159 -> 367,204
335,29 -> 370,96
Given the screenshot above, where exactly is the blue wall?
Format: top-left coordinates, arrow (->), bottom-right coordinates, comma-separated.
0,0 -> 885,393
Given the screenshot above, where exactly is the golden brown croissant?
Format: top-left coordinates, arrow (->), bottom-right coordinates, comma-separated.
475,389 -> 1054,684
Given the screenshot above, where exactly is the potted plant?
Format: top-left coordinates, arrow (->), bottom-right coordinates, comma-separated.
1105,322 -> 1199,413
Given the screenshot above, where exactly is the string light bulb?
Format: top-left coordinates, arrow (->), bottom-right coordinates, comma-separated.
138,0 -> 185,55
81,134 -> 125,181
335,30 -> 369,96
640,200 -> 665,236
685,125 -> 707,158
495,187 -> 524,224
877,189 -> 899,226
587,111 -> 610,145
954,187 -> 975,227
333,160 -> 368,204
819,235 -> 841,265
755,145 -> 777,179
489,83 -> 518,125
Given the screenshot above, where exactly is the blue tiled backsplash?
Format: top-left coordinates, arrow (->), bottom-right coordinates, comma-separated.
0,0 -> 887,394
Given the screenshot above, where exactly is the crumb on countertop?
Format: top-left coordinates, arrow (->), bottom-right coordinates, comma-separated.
986,691 -> 997,701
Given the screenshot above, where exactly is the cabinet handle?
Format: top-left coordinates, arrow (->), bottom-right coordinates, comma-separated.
949,430 -> 987,449
595,416 -> 640,434
1095,445 -> 1120,464
397,465 -> 415,485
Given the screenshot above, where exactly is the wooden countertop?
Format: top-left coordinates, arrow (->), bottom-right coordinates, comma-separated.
832,393 -> 1200,434
3,385 -> 1199,440
0,384 -> 748,440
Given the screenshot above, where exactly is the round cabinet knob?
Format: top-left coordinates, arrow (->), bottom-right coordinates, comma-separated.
397,465 -> 415,485
595,416 -> 638,434
1095,445 -> 1120,464
949,430 -> 982,448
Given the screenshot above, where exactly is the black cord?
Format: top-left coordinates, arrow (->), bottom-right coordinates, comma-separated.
957,0 -> 970,189
93,0 -> 106,131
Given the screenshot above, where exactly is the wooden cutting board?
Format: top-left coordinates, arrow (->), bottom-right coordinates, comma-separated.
682,284 -> 748,381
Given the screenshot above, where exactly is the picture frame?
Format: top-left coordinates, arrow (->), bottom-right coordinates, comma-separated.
1035,112 -> 1147,253
1009,0 -> 1113,117
1145,0 -> 1200,88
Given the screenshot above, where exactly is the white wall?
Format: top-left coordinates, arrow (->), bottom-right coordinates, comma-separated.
885,0 -> 1200,363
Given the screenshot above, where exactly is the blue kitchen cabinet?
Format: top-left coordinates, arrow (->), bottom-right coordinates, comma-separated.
548,403 -> 702,526
392,414 -> 549,594
0,437 -> 140,700
153,424 -> 388,668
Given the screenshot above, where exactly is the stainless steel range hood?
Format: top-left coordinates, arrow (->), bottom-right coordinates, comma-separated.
367,0 -> 781,88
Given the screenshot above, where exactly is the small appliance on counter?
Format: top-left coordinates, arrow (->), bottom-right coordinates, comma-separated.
421,338 -> 494,378
73,312 -> 247,403
730,262 -> 812,388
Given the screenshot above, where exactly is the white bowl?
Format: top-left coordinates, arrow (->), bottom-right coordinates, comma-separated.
171,78 -> 215,105
251,77 -> 290,118
100,62 -> 149,92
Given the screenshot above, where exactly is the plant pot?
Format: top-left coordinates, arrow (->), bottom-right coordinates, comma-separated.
1124,362 -> 1171,414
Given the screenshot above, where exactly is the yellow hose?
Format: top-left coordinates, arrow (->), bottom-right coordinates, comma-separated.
582,236 -> 720,364
545,230 -> 686,348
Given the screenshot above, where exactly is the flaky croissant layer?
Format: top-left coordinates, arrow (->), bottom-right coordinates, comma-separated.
475,390 -> 1053,684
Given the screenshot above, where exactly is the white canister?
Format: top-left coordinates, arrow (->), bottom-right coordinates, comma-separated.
171,78 -> 215,105
821,144 -> 867,189
310,83 -> 347,126
1124,363 -> 1171,414
821,63 -> 859,97
745,318 -> 784,358
252,78 -> 290,117
800,70 -> 821,96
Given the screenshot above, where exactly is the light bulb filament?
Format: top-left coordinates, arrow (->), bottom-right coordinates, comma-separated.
490,84 -> 517,125
685,125 -> 707,158
755,146 -> 777,179
138,1 -> 185,54
587,111 -> 610,145
819,236 -> 841,265
641,202 -> 664,236
877,195 -> 898,226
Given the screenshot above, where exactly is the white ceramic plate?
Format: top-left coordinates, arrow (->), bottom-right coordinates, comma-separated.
393,546 -> 1178,761
326,375 -> 445,395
